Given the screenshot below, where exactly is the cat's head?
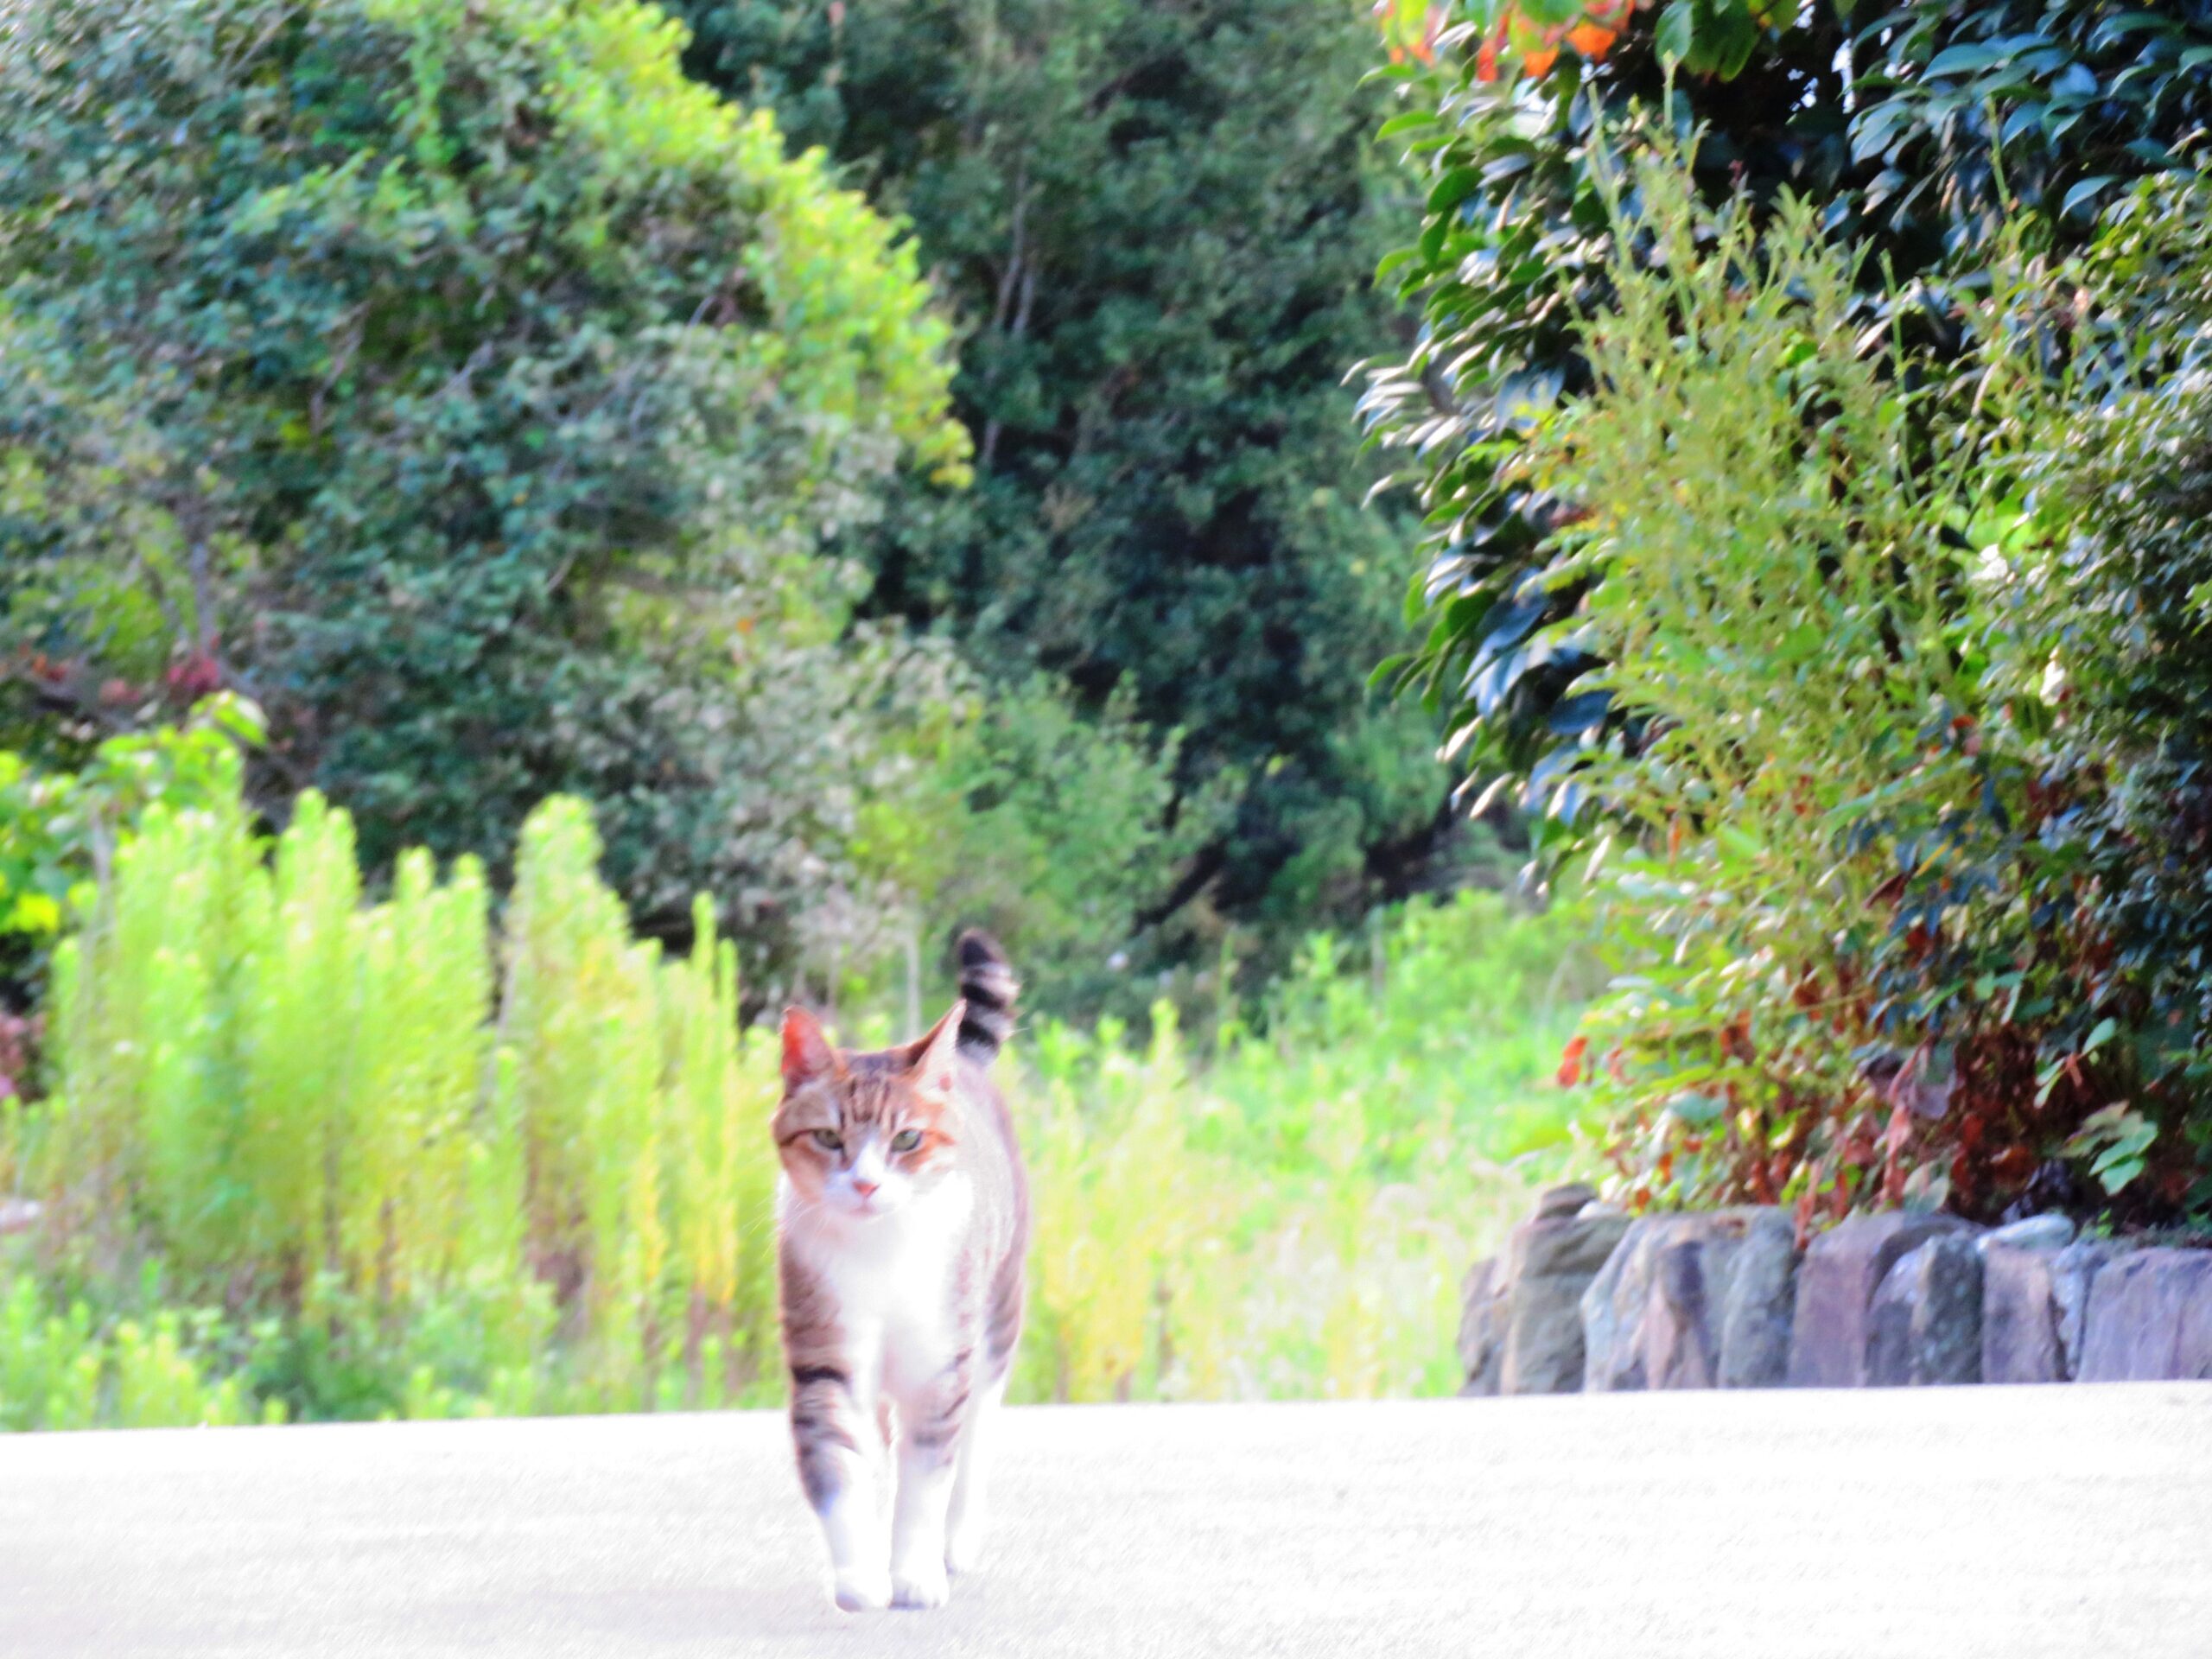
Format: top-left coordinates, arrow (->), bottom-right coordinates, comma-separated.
772,1001 -> 968,1220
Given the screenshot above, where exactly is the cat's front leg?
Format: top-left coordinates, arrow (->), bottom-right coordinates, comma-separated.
887,1354 -> 975,1609
790,1363 -> 890,1611
944,1370 -> 1006,1575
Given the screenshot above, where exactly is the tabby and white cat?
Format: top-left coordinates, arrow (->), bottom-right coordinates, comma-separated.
772,931 -> 1027,1612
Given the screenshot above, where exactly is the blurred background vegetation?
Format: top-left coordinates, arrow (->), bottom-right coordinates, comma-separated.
5,0 -> 2212,1427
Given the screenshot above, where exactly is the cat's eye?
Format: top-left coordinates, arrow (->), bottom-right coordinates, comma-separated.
810,1129 -> 843,1152
890,1128 -> 922,1153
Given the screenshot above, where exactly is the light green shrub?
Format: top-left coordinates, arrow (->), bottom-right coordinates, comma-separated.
1006,890 -> 1590,1403
10,778 -> 1586,1423
0,1275 -> 266,1430
0,1276 -> 99,1430
21,786 -> 787,1421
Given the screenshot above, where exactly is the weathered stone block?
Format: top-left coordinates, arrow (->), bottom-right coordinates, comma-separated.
2077,1249 -> 2212,1382
1980,1214 -> 2076,1255
1534,1182 -> 1599,1222
1787,1212 -> 1977,1388
1497,1211 -> 1631,1395
1867,1233 -> 1983,1386
1643,1238 -> 1721,1389
1581,1209 -> 1793,1392
1582,1216 -> 1692,1392
1719,1212 -> 1800,1389
1982,1243 -> 2065,1384
1458,1257 -> 1504,1397
2052,1240 -> 2123,1381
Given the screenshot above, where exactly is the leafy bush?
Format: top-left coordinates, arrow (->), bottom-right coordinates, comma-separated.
0,0 -> 966,996
0,697 -> 260,1001
1498,137 -> 2212,1226
1010,888 -> 1594,1402
4,770 -> 1592,1422
1986,175 -> 2212,1212
1364,2 -> 2212,1228
1363,0 -> 2212,815
1206,888 -> 1596,1176
0,1277 -> 269,1430
842,676 -> 1234,1026
17,781 -> 786,1420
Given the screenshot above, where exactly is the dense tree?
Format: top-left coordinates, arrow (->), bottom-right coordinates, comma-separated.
1363,0 -> 2212,1221
1365,0 -> 2212,824
671,0 -> 1465,969
0,0 -> 969,992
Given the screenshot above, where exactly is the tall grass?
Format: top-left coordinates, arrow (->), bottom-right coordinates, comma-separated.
1010,892 -> 1595,1402
0,786 -> 1590,1427
11,790 -> 787,1423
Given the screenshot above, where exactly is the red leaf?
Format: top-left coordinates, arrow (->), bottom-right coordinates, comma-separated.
1556,1033 -> 1588,1087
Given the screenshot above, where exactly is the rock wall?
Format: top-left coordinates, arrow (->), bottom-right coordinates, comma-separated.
1460,1184 -> 1628,1396
1459,1186 -> 2212,1395
1580,1208 -> 1796,1391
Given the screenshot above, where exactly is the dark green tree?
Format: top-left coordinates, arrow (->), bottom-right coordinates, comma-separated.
0,0 -> 968,991
671,0 -> 1464,969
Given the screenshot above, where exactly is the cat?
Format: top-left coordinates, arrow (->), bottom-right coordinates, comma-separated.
772,929 -> 1027,1612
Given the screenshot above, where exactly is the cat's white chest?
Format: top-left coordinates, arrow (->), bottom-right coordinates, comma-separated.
782,1173 -> 972,1396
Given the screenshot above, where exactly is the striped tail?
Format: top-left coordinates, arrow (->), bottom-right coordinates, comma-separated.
954,929 -> 1019,1064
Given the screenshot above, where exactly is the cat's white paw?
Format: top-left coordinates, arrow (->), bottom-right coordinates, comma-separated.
890,1560 -> 950,1610
832,1567 -> 892,1613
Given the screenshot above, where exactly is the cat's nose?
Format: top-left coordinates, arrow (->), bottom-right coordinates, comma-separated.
851,1178 -> 880,1198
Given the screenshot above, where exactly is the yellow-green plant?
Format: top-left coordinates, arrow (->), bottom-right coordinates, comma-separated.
0,1277 -> 267,1430
21,788 -> 787,1420
8,780 -> 1586,1424
1005,893 -> 1588,1403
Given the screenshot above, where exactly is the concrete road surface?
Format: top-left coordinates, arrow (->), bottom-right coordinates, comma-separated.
3,1385 -> 2209,1658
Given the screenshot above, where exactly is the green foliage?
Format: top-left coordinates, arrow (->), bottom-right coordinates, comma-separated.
0,696 -> 260,996
20,780 -> 787,1420
1367,1 -> 2212,1226
0,1276 -> 99,1430
671,0 -> 1461,971
1363,0 -> 2212,819
0,0 -> 966,996
1207,888 -> 1597,1176
1008,888 -> 1595,1402
1510,141 -> 2212,1224
1847,3 -> 2212,235
4,768 -> 1592,1423
1524,143 -> 2023,1218
0,1277 -> 268,1430
848,677 -> 1232,1024
1989,175 -> 2212,1210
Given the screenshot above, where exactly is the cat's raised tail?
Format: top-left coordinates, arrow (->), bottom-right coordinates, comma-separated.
953,930 -> 1018,1064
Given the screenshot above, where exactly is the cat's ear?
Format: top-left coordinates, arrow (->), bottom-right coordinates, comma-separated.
780,1006 -> 841,1092
902,999 -> 967,1090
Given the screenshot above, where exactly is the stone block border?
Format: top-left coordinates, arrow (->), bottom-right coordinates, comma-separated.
1459,1185 -> 2212,1395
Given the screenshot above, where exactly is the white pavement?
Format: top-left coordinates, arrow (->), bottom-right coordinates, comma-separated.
3,1385 -> 2209,1657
